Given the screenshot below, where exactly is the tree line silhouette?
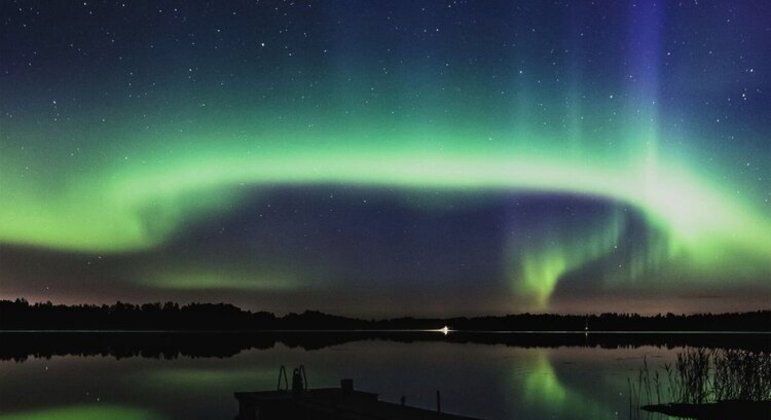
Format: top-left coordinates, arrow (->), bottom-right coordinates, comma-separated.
1,298 -> 769,332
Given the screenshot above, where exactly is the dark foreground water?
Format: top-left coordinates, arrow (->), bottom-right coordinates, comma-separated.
0,332 -> 767,419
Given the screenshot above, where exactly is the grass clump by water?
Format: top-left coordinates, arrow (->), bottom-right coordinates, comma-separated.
628,348 -> 771,419
712,349 -> 771,401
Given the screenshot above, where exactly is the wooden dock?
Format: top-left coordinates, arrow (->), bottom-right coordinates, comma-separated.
235,379 -> 479,420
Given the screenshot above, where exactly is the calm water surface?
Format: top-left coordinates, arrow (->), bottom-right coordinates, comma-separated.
0,335 -> 702,419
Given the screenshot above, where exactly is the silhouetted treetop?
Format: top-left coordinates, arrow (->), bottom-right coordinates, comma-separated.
1,299 -> 769,332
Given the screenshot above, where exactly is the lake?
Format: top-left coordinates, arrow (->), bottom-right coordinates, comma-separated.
0,332 -> 766,419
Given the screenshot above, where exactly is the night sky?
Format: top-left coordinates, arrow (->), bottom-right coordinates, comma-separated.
1,1 -> 769,316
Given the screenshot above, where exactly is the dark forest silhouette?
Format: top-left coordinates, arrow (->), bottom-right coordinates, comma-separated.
2,298 -> 769,332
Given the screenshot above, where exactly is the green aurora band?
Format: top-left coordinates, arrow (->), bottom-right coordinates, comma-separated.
1,120 -> 769,306
1,1 -> 768,310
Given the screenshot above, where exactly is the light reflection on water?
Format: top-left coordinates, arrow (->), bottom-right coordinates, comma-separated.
0,339 -> 682,419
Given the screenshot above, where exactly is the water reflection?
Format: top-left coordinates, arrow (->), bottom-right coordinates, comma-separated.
0,333 -> 767,419
0,405 -> 162,420
1,331 -> 766,361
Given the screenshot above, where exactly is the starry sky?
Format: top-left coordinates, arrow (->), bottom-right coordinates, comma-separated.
1,1 -> 769,316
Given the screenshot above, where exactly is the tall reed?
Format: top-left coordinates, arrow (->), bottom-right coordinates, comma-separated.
629,348 -> 770,418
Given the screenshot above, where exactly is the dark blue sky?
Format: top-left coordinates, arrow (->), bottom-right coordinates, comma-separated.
1,1 -> 769,315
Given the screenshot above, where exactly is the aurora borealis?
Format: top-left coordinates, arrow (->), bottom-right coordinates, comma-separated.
1,1 -> 769,315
